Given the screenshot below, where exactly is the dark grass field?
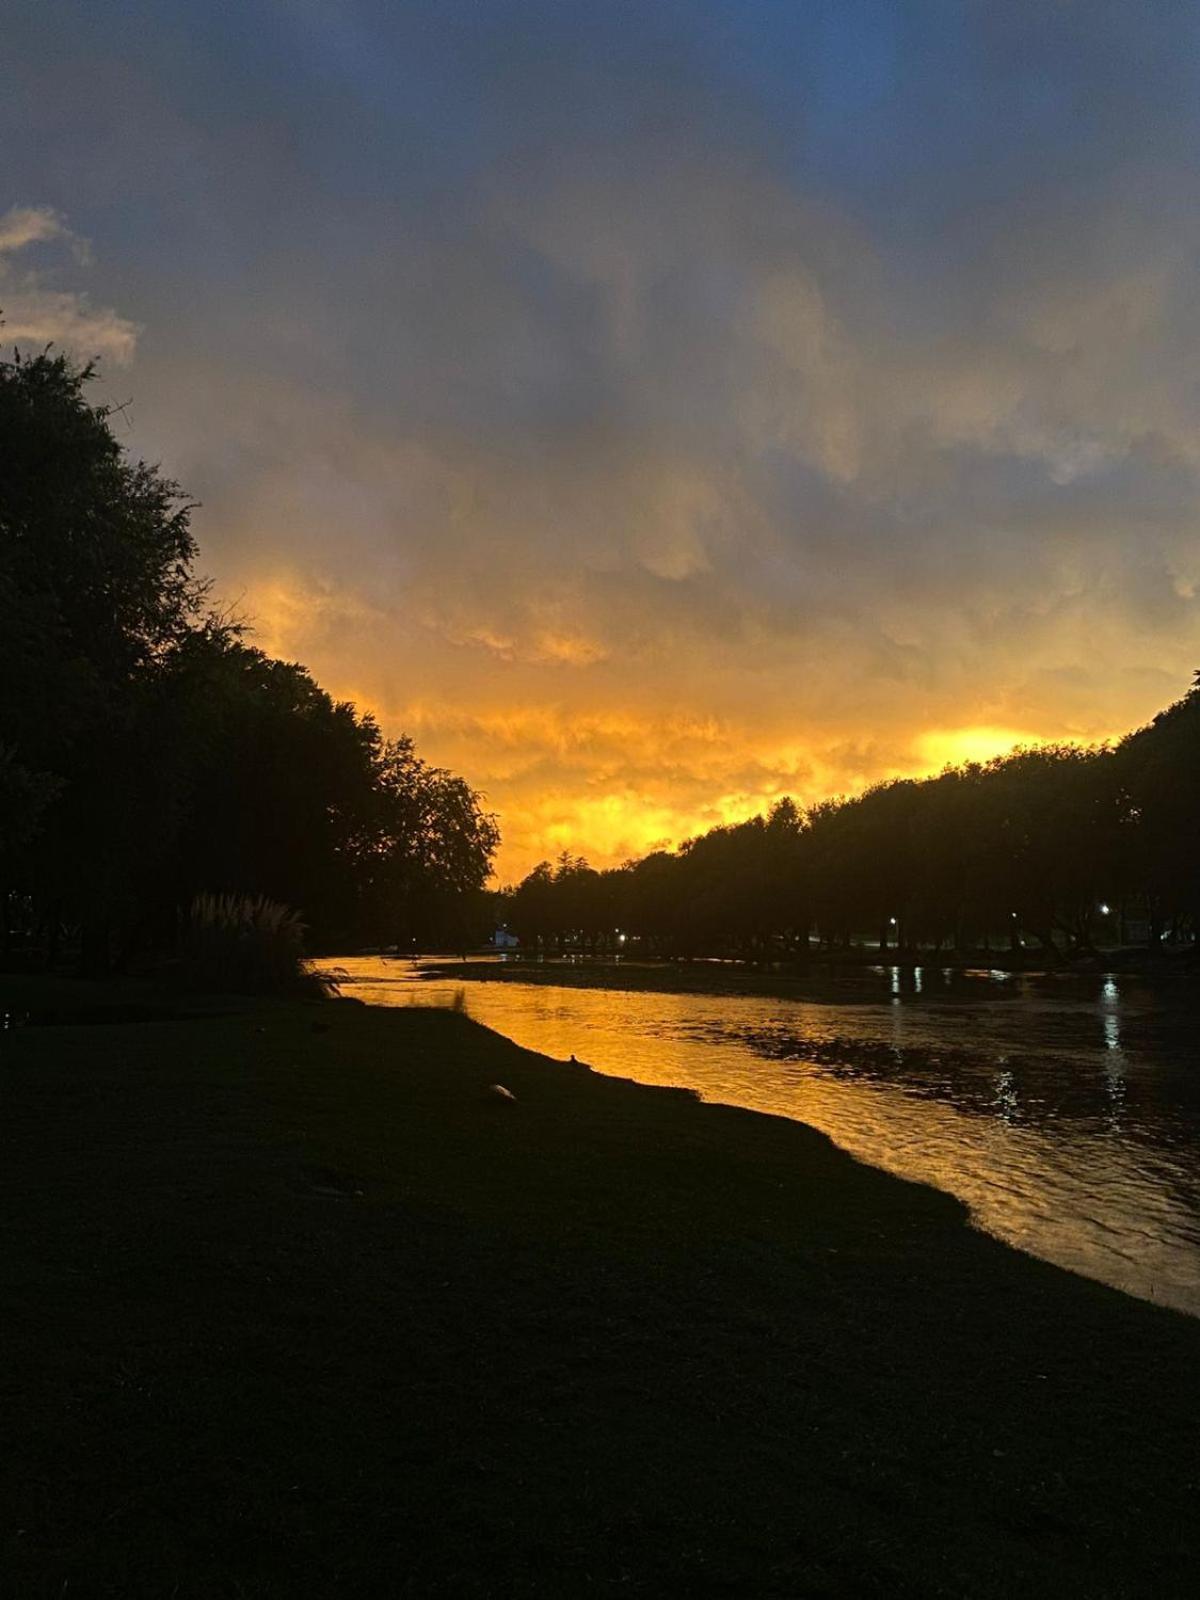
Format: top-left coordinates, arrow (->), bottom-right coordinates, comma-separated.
2,980 -> 1198,1597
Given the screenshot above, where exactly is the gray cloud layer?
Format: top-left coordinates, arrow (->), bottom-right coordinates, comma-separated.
5,1 -> 1199,873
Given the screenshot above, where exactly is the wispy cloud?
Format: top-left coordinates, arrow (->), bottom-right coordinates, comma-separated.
0,205 -> 138,363
0,205 -> 71,255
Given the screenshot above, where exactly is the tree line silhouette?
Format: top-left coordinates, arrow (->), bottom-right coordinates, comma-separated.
5,347 -> 1197,975
503,688 -> 1200,963
0,349 -> 499,973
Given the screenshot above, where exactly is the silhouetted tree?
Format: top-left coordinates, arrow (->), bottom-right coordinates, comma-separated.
1118,678 -> 1200,945
0,349 -> 498,971
503,690 -> 1199,964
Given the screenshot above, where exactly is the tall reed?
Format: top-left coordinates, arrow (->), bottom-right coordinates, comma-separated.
183,892 -> 312,994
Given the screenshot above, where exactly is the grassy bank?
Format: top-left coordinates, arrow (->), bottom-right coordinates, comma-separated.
2,979 -> 1197,1597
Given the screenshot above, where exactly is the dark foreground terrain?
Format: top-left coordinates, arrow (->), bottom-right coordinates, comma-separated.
2,979 -> 1197,1597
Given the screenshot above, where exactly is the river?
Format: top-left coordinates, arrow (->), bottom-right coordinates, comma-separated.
329,955 -> 1200,1317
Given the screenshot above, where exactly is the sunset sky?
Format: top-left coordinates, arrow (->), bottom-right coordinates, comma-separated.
5,1 -> 1200,880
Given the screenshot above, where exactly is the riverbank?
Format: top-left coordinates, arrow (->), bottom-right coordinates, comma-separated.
3,979 -> 1198,1597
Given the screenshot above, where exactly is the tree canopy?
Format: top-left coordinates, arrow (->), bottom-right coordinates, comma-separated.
1,349 -> 498,970
503,690 -> 1200,962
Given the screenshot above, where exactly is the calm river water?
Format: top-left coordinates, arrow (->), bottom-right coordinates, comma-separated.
331,956 -> 1200,1317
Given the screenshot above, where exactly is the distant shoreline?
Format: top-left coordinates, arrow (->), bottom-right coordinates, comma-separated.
399,948 -> 1197,1004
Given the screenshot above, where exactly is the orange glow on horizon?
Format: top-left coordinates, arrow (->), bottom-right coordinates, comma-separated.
237,572 -> 1146,885
913,725 -> 1044,770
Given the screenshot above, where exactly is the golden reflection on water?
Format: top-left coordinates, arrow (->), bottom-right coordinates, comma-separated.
332,957 -> 1200,1318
